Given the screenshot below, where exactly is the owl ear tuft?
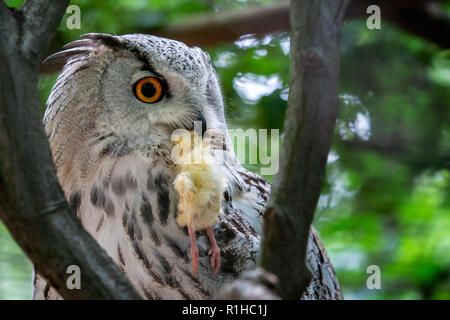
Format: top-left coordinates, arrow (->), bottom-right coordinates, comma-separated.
43,33 -> 123,65
63,39 -> 96,50
81,33 -> 123,50
43,47 -> 91,64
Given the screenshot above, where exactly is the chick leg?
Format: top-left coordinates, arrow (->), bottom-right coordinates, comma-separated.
188,224 -> 199,276
206,227 -> 221,276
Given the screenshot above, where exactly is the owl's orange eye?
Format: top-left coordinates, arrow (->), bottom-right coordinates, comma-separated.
133,77 -> 165,103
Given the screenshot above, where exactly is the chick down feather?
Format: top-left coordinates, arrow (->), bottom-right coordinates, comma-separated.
173,130 -> 227,231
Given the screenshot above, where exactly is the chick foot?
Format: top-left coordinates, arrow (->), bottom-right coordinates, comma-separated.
206,227 -> 221,276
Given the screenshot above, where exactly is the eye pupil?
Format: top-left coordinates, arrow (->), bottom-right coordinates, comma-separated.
141,82 -> 156,98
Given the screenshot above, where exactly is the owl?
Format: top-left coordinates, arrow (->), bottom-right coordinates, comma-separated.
33,33 -> 341,300
33,33 -> 269,300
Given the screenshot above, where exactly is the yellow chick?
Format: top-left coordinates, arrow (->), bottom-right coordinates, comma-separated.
172,130 -> 227,276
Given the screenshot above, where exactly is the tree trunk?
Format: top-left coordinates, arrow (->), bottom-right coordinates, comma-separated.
0,0 -> 141,300
260,0 -> 350,299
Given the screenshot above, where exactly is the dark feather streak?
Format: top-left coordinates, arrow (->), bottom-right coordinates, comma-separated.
140,195 -> 153,226
155,174 -> 170,225
68,190 -> 82,214
163,235 -> 188,262
90,184 -> 105,208
111,176 -> 126,196
104,198 -> 115,217
95,214 -> 104,232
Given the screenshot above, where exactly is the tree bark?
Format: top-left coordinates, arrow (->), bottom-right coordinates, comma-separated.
0,0 -> 141,300
260,0 -> 351,299
221,228 -> 343,300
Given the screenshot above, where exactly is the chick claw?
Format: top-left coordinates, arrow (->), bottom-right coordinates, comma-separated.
208,245 -> 220,276
206,226 -> 221,276
188,225 -> 221,276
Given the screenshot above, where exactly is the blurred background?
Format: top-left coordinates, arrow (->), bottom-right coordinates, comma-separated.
1,0 -> 449,299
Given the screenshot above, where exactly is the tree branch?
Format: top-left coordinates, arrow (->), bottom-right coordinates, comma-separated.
0,0 -> 13,27
0,0 -> 19,53
222,228 -> 343,300
260,0 -> 350,299
0,0 -> 141,299
20,0 -> 71,58
152,1 -> 290,47
39,0 -> 450,74
152,0 -> 450,48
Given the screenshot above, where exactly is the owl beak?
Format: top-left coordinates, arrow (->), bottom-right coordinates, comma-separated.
195,110 -> 207,137
185,110 -> 207,137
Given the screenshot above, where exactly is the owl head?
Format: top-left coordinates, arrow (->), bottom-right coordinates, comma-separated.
43,33 -> 227,146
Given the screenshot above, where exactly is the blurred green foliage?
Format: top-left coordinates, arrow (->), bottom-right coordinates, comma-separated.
1,0 -> 449,300
0,224 -> 32,299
